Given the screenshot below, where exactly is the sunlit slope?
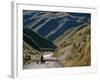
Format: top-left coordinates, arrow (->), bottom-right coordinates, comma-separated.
23,41 -> 40,65
53,24 -> 91,67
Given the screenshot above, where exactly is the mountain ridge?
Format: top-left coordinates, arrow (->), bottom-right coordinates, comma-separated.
23,10 -> 91,41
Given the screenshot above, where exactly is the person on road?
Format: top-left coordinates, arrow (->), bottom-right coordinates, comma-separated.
40,55 -> 45,64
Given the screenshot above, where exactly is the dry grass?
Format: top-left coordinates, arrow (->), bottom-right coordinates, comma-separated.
53,25 -> 91,67
23,42 -> 40,65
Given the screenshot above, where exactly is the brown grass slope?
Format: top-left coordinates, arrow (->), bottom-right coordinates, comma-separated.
53,24 -> 91,67
23,41 -> 40,65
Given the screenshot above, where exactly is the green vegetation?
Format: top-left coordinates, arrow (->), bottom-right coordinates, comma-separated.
23,28 -> 57,65
24,28 -> 56,49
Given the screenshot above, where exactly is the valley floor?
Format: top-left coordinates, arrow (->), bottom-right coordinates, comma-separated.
23,61 -> 62,69
23,52 -> 63,69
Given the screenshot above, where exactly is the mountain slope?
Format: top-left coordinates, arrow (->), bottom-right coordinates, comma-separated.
23,28 -> 57,51
53,24 -> 91,67
23,41 -> 40,65
23,10 -> 91,41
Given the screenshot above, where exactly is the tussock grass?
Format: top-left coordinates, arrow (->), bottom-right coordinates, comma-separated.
53,25 -> 91,67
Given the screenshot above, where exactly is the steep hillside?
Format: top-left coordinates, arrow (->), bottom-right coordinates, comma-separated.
23,41 -> 40,65
23,10 -> 90,41
53,24 -> 91,67
23,28 -> 57,51
23,10 -> 91,67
